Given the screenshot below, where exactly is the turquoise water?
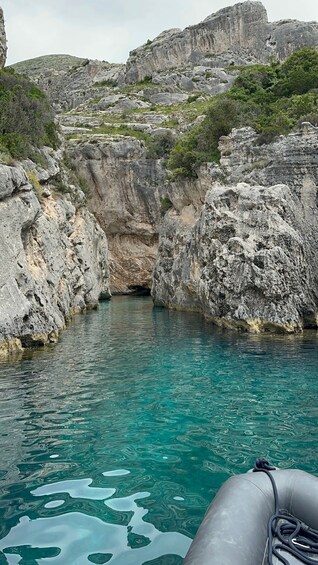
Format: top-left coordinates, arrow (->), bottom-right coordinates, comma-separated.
1,296 -> 318,564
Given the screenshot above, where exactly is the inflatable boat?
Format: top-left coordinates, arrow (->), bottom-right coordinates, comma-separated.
183,460 -> 318,565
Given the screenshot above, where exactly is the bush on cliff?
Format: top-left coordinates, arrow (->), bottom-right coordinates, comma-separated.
168,97 -> 242,177
168,48 -> 318,178
0,68 -> 59,159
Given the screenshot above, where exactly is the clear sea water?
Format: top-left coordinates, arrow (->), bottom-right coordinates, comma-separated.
0,296 -> 318,565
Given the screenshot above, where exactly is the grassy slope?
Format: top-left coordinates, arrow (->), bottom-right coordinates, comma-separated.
9,54 -> 86,76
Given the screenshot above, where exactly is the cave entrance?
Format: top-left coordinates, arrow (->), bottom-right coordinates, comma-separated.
128,285 -> 151,296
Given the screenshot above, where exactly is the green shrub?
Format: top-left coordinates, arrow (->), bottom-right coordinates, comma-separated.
78,175 -> 89,195
0,69 -> 59,158
274,48 -> 318,96
51,173 -> 69,194
94,79 -> 118,88
143,75 -> 152,83
27,170 -> 42,199
168,97 -> 242,177
147,130 -> 175,159
187,94 -> 201,103
167,48 -> 318,178
160,195 -> 173,215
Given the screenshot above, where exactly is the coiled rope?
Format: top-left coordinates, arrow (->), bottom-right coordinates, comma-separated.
253,458 -> 318,565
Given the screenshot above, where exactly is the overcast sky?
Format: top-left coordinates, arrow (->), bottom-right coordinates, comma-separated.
2,0 -> 318,66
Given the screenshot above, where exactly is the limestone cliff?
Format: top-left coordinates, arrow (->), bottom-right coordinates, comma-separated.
152,126 -> 318,333
153,183 -> 317,333
13,2 -> 318,106
0,156 -> 110,357
126,2 -> 269,83
68,136 -> 167,293
126,2 -> 318,83
0,7 -> 6,68
218,124 -> 318,198
6,2 -> 318,336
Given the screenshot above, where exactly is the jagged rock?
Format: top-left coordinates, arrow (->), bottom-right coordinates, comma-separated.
0,165 -> 30,199
59,115 -> 103,128
12,2 -> 318,117
218,124 -> 318,198
126,2 -> 269,83
153,123 -> 318,333
0,7 -> 6,69
14,57 -> 126,111
21,147 -> 61,183
0,161 -> 110,356
167,165 -> 212,212
270,19 -> 318,60
68,136 -> 168,293
153,183 -> 318,333
126,2 -> 318,83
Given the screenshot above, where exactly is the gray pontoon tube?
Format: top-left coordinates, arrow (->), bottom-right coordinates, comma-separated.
183,469 -> 318,565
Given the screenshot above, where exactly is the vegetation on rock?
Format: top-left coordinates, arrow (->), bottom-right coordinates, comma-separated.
168,48 -> 318,178
10,54 -> 86,77
0,68 -> 59,159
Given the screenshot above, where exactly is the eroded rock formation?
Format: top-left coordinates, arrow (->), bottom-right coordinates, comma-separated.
0,159 -> 110,356
68,136 -> 167,293
126,2 -> 269,83
152,126 -> 318,333
126,1 -> 318,83
13,2 -> 318,106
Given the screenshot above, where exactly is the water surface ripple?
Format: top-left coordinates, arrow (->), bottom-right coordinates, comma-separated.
1,297 -> 318,564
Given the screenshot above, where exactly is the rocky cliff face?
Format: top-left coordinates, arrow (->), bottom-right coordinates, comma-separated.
126,2 -> 269,83
153,183 -> 317,333
0,157 -> 110,357
152,126 -> 318,333
271,19 -> 318,61
6,2 -> 318,336
0,7 -> 6,68
68,136 -> 167,293
218,124 -> 318,197
12,55 -> 125,112
126,2 -> 318,83
13,2 -> 318,106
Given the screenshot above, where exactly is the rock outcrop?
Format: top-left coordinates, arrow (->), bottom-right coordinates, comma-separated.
68,136 -> 167,293
126,2 -> 318,83
218,124 -> 318,279
12,55 -> 125,112
271,19 -> 318,61
153,182 -> 318,333
13,2 -> 318,106
126,2 -> 269,83
5,2 -> 318,336
218,124 -> 318,197
152,125 -> 318,333
0,7 -> 6,68
0,158 -> 110,357
38,59 -> 125,111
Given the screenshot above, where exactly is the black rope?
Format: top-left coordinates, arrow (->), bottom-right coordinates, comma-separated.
253,458 -> 318,565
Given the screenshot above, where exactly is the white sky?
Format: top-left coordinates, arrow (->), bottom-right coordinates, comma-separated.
2,0 -> 318,66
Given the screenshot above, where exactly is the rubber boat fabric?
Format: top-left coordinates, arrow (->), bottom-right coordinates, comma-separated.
183,458 -> 318,565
